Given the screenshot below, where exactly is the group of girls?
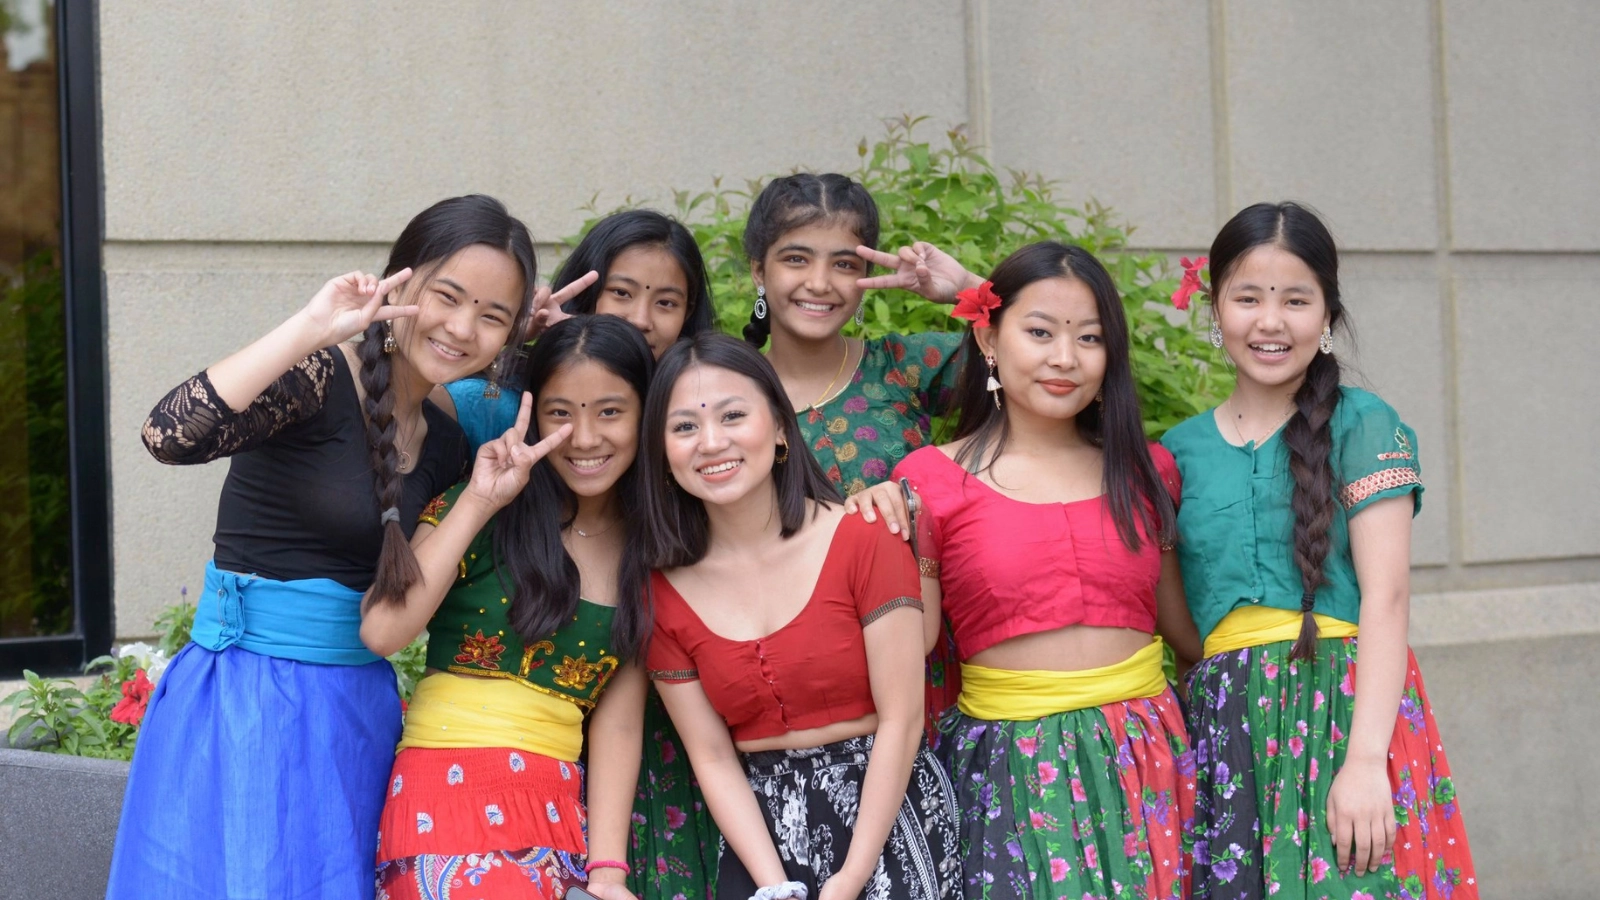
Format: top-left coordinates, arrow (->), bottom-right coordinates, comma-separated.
105,175 -> 1478,900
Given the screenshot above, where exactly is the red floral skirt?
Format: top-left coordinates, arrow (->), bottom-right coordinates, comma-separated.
376,747 -> 588,900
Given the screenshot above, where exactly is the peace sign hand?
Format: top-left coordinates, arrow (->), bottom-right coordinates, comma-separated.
465,392 -> 573,511
300,269 -> 417,347
526,270 -> 601,340
855,242 -> 983,305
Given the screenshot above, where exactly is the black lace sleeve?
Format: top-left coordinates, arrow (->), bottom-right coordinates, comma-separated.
142,349 -> 338,465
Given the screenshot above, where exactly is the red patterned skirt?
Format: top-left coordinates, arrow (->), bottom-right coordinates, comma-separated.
376,747 -> 589,900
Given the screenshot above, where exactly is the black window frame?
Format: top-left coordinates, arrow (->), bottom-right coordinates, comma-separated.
0,0 -> 110,676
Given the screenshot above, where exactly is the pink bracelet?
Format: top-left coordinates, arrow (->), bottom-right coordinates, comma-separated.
585,859 -> 631,876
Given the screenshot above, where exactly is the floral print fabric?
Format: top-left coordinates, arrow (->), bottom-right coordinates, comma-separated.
717,735 -> 960,900
1185,638 -> 1479,900
938,689 -> 1195,900
628,689 -> 720,900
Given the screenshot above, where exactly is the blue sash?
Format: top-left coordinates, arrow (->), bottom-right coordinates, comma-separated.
191,560 -> 380,666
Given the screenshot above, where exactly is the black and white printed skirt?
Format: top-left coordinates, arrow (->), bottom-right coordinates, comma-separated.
716,734 -> 960,900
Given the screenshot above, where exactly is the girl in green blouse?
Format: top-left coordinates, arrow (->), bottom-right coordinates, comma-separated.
1161,202 -> 1478,900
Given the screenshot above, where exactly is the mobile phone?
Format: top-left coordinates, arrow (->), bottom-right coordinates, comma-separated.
566,888 -> 601,900
899,477 -> 921,557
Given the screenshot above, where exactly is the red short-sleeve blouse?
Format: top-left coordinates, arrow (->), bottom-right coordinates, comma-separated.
892,443 -> 1179,659
646,513 -> 922,743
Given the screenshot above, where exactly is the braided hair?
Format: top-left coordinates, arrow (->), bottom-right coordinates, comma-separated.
361,195 -> 538,610
1209,202 -> 1346,661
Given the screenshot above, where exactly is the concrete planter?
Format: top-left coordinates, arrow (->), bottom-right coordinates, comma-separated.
0,748 -> 129,900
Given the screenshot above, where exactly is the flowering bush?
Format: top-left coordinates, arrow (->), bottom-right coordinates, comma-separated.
568,115 -> 1231,436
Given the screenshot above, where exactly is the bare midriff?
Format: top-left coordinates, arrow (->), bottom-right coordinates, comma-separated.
734,712 -> 880,754
966,624 -> 1152,673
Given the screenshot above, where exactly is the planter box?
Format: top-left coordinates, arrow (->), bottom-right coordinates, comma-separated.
0,748 -> 129,900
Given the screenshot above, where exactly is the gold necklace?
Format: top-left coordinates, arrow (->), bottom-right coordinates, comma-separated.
1225,398 -> 1295,447
803,337 -> 851,413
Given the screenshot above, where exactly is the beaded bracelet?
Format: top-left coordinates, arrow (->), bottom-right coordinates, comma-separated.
750,882 -> 808,900
584,859 -> 630,876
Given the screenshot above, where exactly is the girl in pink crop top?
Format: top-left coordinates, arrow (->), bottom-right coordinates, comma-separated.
891,241 -> 1201,900
637,333 -> 957,900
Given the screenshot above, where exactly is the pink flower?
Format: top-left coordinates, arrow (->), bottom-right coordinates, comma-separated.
1263,835 -> 1274,855
1084,843 -> 1099,869
1309,758 -> 1320,781
1049,857 -> 1070,882
952,281 -> 1003,328
1289,736 -> 1305,758
1353,892 -> 1376,900
110,669 -> 153,726
1124,831 -> 1139,857
660,741 -> 677,764
1017,735 -> 1039,758
1310,856 -> 1331,883
664,806 -> 687,830
1262,660 -> 1279,680
1313,689 -> 1326,710
1172,256 -> 1208,310
1070,777 -> 1087,802
1038,761 -> 1059,786
1266,738 -> 1280,758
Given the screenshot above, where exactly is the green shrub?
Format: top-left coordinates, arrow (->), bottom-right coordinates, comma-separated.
567,115 -> 1230,436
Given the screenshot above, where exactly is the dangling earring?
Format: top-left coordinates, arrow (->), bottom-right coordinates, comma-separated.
1095,387 -> 1104,403
774,443 -> 789,464
753,286 -> 768,320
482,356 -> 502,399
854,304 -> 866,327
382,322 -> 397,354
1208,319 -> 1223,348
985,356 -> 1002,410
1319,325 -> 1335,354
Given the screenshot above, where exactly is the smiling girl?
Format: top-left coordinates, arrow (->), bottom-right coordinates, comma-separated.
110,195 -> 539,899
364,316 -> 655,900
639,333 -> 958,900
1162,202 -> 1478,899
894,242 -> 1199,899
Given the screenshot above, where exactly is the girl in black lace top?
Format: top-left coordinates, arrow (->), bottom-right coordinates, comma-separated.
107,195 -> 547,900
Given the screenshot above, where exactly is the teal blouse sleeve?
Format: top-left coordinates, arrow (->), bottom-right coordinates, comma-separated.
444,378 -> 521,457
886,331 -> 967,418
1332,388 -> 1423,518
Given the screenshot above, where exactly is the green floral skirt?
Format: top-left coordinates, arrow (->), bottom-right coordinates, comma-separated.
627,687 -> 718,900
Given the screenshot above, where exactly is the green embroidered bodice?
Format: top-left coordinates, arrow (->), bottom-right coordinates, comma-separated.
420,485 -> 620,709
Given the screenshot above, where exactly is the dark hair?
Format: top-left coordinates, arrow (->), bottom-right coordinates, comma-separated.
490,315 -> 654,662
360,194 -> 538,610
951,241 -> 1175,552
555,209 -> 717,341
1209,201 -> 1345,661
740,173 -> 880,348
638,332 -> 842,567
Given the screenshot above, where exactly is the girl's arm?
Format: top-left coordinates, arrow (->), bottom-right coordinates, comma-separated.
654,680 -> 792,888
583,662 -> 648,900
1154,549 -> 1202,679
820,605 -> 925,900
359,395 -> 570,655
1328,494 -> 1413,877
208,269 -> 414,412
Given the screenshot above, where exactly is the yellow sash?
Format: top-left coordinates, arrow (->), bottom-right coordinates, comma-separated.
398,672 -> 583,762
1202,605 -> 1359,659
957,638 -> 1167,721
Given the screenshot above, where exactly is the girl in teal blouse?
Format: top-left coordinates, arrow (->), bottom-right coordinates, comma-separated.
1162,202 -> 1478,900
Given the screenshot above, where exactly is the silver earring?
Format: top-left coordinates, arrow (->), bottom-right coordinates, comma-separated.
985,356 -> 1002,409
854,304 -> 866,327
754,286 -> 768,321
1209,320 -> 1223,348
382,323 -> 397,354
483,356 -> 502,399
1319,326 -> 1335,354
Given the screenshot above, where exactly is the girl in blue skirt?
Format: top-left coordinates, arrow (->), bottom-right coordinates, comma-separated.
108,195 -> 541,900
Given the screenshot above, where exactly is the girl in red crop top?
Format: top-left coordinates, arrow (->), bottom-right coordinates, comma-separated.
638,333 -> 957,900
891,242 -> 1202,900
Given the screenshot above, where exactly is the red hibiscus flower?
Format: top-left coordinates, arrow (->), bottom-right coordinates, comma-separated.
110,669 -> 154,726
952,281 -> 1002,328
1172,256 -> 1208,310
